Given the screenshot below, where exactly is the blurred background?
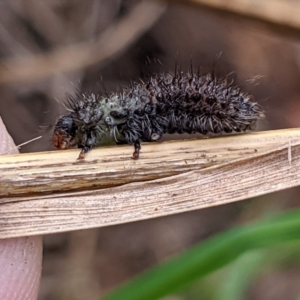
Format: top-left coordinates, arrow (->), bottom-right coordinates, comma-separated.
1,0 -> 300,299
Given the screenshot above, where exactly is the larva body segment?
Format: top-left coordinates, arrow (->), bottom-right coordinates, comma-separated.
52,72 -> 264,159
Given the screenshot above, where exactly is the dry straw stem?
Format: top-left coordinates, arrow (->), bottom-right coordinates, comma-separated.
0,0 -> 297,85
1,128 -> 300,238
181,0 -> 300,34
0,1 -> 166,84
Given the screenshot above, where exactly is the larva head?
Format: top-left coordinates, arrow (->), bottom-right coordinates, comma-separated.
52,130 -> 72,149
52,93 -> 129,150
52,115 -> 77,150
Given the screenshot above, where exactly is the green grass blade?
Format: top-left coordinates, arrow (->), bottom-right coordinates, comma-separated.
101,209 -> 300,300
216,251 -> 266,300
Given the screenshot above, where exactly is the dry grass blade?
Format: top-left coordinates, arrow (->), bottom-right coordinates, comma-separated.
1,128 -> 300,238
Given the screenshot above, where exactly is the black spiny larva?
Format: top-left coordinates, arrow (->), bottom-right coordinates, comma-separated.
52,71 -> 264,159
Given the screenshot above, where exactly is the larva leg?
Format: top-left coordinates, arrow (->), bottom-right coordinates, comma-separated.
78,145 -> 92,160
77,130 -> 96,160
151,132 -> 162,141
132,140 -> 141,160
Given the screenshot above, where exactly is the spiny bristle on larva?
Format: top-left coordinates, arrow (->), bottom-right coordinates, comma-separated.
53,71 -> 264,159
